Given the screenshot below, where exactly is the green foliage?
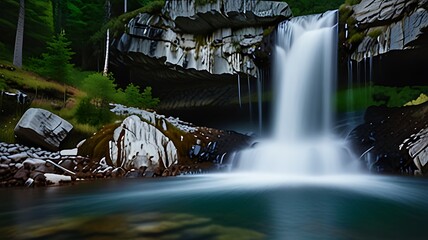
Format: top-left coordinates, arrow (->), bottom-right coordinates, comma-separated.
339,4 -> 353,23
368,28 -> 384,39
345,0 -> 362,6
140,86 -> 160,109
61,0 -> 105,69
0,78 -> 6,90
283,0 -> 344,16
0,0 -> 54,59
115,84 -> 160,109
91,0 -> 165,43
336,85 -> 428,112
336,87 -> 373,112
68,68 -> 96,88
81,73 -> 117,105
29,32 -> 75,84
75,97 -> 113,126
0,115 -> 19,144
372,86 -> 428,107
0,41 -> 13,61
349,32 -> 364,44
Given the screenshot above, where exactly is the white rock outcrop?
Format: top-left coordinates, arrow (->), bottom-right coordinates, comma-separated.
109,115 -> 178,171
113,0 -> 291,77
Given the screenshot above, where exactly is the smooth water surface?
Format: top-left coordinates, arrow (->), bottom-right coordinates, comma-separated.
1,175 -> 427,239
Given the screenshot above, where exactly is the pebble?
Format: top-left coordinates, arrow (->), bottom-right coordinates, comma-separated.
0,164 -> 9,168
7,147 -> 18,153
8,152 -> 28,161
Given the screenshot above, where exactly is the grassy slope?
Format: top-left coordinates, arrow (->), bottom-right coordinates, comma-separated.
0,60 -> 97,146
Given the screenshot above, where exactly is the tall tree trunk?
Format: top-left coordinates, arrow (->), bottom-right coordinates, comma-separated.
124,0 -> 127,13
103,0 -> 111,76
13,0 -> 25,68
103,28 -> 110,76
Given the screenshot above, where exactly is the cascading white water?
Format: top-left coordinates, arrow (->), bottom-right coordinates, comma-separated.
274,11 -> 337,139
234,10 -> 360,175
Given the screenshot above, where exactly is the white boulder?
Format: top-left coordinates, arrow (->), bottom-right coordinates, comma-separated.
109,115 -> 178,171
14,108 -> 73,151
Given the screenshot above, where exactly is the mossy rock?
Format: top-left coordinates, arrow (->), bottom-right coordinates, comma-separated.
78,123 -> 120,165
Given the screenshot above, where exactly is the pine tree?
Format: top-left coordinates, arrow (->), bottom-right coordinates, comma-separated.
39,32 -> 74,83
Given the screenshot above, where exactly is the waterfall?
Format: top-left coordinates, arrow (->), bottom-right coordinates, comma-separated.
234,11 -> 360,175
237,74 -> 242,108
369,53 -> 373,102
347,57 -> 354,112
273,11 -> 337,139
247,71 -> 252,123
257,69 -> 263,135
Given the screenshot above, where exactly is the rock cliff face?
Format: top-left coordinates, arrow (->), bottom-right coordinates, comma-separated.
347,102 -> 428,175
348,0 -> 428,61
112,0 -> 291,110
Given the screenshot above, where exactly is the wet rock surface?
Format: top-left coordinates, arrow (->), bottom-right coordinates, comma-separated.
349,0 -> 428,61
347,102 -> 428,175
400,127 -> 428,175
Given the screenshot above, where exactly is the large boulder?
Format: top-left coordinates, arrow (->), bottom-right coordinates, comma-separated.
14,108 -> 73,151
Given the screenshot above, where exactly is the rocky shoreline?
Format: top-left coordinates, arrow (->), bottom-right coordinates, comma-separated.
0,142 -> 84,187
0,137 -> 245,188
0,104 -> 252,188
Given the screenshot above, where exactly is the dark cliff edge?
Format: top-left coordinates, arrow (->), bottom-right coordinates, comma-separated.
347,102 -> 428,176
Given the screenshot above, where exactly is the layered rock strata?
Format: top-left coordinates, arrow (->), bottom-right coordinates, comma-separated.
112,0 -> 291,110
348,0 -> 428,61
114,0 -> 290,77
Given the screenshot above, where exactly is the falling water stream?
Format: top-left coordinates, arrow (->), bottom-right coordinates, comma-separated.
237,74 -> 242,108
235,10 -> 360,175
0,10 -> 427,240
